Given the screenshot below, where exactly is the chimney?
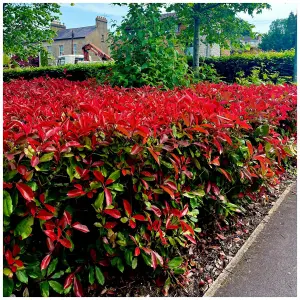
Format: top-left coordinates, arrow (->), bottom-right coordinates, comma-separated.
96,16 -> 107,28
51,20 -> 66,32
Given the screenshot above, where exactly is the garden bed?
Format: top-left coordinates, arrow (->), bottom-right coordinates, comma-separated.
3,78 -> 296,297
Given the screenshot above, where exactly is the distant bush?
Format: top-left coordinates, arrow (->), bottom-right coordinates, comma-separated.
188,50 -> 295,83
3,62 -> 113,82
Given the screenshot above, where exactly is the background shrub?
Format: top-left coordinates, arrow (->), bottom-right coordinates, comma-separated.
3,78 -> 296,296
187,50 -> 295,83
3,62 -> 113,82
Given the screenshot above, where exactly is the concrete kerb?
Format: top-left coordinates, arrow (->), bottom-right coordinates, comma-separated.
203,181 -> 296,297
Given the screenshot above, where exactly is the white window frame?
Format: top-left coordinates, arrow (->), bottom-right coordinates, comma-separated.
73,44 -> 77,54
59,45 -> 64,56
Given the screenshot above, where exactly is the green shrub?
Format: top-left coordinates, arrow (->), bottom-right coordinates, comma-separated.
188,50 -> 295,83
3,62 -> 113,82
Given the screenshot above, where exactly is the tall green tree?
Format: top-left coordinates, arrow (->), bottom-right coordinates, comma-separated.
259,12 -> 297,52
110,3 -> 190,88
166,3 -> 271,71
3,3 -> 61,59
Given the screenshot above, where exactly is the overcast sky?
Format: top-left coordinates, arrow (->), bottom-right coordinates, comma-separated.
60,3 -> 297,34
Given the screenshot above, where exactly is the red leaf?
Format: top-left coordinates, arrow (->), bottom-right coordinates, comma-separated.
218,168 -> 232,182
160,185 -> 175,199
93,170 -> 105,184
130,144 -> 144,155
44,204 -> 56,213
36,209 -> 54,220
152,250 -> 164,266
67,189 -> 86,198
74,276 -> 84,297
211,183 -> 220,196
17,165 -> 27,175
123,199 -> 132,216
104,188 -> 112,207
180,204 -> 189,217
134,247 -> 140,257
16,183 -> 34,201
129,219 -> 136,229
132,214 -> 146,221
103,209 -> 121,219
192,125 -> 209,134
164,181 -> 177,191
14,260 -> 24,267
151,251 -> 157,270
31,156 -> 40,167
184,234 -> 197,244
12,244 -> 20,257
46,237 -> 55,251
116,125 -> 131,138
41,254 -> 51,270
90,249 -> 97,262
64,210 -> 72,225
105,178 -> 114,186
65,141 -> 82,147
64,273 -> 75,289
59,238 -> 72,249
147,147 -> 160,165
5,250 -> 14,265
44,230 -> 57,241
104,222 -> 118,229
150,205 -> 162,217
246,140 -> 254,156
211,156 -> 220,166
72,222 -> 90,233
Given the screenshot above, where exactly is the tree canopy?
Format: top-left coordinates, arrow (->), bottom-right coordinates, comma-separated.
259,12 -> 297,51
3,3 -> 61,59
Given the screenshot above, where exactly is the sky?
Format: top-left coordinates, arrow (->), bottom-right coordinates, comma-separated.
59,3 -> 298,34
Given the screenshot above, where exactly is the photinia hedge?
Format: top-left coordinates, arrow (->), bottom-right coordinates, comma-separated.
3,78 -> 297,296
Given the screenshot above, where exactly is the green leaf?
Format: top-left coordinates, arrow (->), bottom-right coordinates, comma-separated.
49,281 -> 63,294
254,124 -> 269,137
14,216 -> 34,240
109,183 -> 124,191
39,152 -> 54,162
174,268 -> 185,275
108,170 -> 120,182
50,270 -> 64,279
168,257 -> 183,269
47,258 -> 58,276
3,276 -> 14,297
89,267 -> 95,285
94,192 -> 104,210
4,190 -> 13,217
66,165 -> 74,182
117,258 -> 124,273
27,181 -> 38,191
125,250 -> 133,266
40,281 -> 49,297
95,266 -> 105,285
132,257 -> 138,269
16,270 -> 28,284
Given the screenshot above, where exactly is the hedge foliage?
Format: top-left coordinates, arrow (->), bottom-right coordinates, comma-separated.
3,78 -> 297,296
195,50 -> 295,82
3,62 -> 113,82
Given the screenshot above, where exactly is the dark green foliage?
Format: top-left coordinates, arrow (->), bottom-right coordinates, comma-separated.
40,49 -> 49,67
3,62 -> 113,82
187,50 -> 295,83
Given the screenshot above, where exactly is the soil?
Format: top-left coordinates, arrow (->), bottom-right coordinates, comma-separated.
93,170 -> 297,297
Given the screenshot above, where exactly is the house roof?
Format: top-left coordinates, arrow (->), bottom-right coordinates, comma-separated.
54,26 -> 96,41
160,12 -> 177,20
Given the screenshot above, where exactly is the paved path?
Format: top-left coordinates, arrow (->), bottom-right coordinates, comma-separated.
213,183 -> 297,297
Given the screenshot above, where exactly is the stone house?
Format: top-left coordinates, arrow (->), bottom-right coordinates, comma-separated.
43,16 -> 110,64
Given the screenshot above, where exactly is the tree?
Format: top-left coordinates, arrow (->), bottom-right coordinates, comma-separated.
259,12 -> 297,52
166,3 -> 271,72
3,3 -> 61,59
110,3 -> 190,88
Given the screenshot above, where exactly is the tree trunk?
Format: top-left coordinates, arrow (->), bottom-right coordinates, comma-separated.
193,4 -> 201,74
293,32 -> 297,83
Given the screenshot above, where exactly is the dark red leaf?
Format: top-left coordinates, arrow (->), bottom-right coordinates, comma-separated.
46,237 -> 55,251
17,165 -> 27,175
123,199 -> 132,216
90,249 -> 97,262
104,188 -> 112,207
44,230 -> 57,241
104,222 -> 118,229
59,238 -> 72,249
41,254 -> 51,270
130,144 -> 143,155
134,247 -> 140,257
5,250 -> 14,265
93,170 -> 105,184
72,222 -> 90,233
132,214 -> 146,221
150,205 -> 162,217
103,209 -> 121,219
64,273 -> 75,289
16,182 -> 34,201
12,244 -> 20,257
151,251 -> 157,270
44,204 -> 56,213
147,147 -> 160,165
36,209 -> 54,220
74,276 -> 84,297
64,210 -> 72,225
31,156 -> 40,167
67,189 -> 86,198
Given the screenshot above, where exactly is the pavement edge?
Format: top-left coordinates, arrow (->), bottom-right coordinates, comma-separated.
203,181 -> 296,297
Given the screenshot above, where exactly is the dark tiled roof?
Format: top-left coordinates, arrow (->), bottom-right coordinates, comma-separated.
54,26 -> 96,41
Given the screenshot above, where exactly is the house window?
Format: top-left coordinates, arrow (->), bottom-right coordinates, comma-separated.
59,45 -> 64,56
101,34 -> 104,42
73,44 -> 77,54
47,46 -> 52,54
